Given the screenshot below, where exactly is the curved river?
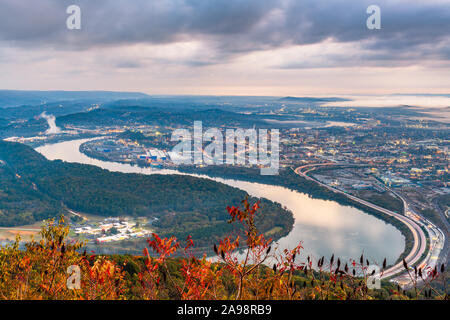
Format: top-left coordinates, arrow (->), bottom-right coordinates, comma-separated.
36,138 -> 404,265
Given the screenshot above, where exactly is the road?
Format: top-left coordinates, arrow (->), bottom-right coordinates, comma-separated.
431,196 -> 450,266
67,209 -> 88,221
293,163 -> 429,282
388,189 -> 446,286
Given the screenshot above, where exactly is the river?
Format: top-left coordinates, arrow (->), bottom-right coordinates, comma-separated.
36,138 -> 404,265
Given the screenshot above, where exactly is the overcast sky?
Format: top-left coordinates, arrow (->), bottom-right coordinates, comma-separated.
0,0 -> 449,96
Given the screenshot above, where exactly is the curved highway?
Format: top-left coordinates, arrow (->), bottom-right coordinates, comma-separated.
294,163 -> 428,281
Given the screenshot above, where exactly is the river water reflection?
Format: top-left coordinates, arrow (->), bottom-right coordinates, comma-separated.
36,138 -> 404,265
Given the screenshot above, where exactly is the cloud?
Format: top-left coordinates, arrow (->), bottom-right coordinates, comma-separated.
0,0 -> 448,69
116,60 -> 144,69
0,0 -> 276,47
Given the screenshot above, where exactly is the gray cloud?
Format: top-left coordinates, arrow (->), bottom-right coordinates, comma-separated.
116,60 -> 144,69
0,0 -> 448,67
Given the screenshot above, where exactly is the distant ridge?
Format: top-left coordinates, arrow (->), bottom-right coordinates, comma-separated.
0,90 -> 150,108
279,96 -> 351,103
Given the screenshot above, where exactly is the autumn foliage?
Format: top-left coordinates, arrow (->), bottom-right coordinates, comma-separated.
0,198 -> 447,300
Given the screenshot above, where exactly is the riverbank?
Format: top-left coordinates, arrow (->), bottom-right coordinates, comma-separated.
0,139 -> 294,253
70,139 -> 405,265
175,165 -> 414,266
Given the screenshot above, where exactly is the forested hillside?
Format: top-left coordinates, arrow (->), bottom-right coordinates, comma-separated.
56,106 -> 269,128
0,141 -> 293,247
0,161 -> 62,225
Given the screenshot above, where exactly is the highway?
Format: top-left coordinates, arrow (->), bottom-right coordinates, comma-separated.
293,163 -> 432,283
388,188 -> 446,286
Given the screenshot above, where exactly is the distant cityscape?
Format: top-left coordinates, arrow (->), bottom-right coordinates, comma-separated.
1,93 -> 449,291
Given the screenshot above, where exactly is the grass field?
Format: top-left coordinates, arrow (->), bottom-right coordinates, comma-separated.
0,221 -> 43,241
